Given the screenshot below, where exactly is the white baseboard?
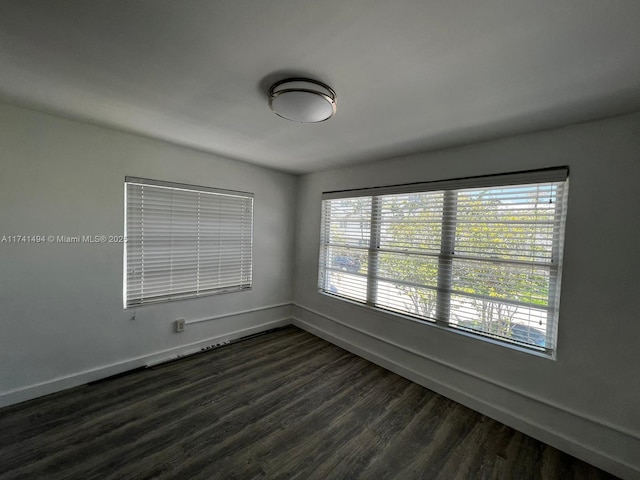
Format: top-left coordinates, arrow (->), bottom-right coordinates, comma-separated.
291,305 -> 639,480
0,315 -> 292,409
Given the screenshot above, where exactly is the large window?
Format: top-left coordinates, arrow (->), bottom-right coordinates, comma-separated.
319,168 -> 568,354
124,177 -> 253,308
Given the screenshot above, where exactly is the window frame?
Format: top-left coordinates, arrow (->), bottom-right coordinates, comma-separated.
124,177 -> 254,309
318,168 -> 569,356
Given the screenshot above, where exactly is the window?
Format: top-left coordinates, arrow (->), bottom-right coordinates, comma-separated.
319,168 -> 568,354
124,177 -> 253,308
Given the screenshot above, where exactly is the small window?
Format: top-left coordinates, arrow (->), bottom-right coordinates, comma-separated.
124,177 -> 253,308
319,168 -> 568,354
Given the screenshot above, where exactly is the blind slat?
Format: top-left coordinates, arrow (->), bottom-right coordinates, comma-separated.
319,169 -> 569,353
124,178 -> 253,308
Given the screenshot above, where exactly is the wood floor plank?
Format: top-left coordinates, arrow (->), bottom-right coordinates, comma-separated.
162,355 -> 377,479
3,337 -> 342,479
102,344 -> 357,479
0,328 -> 313,442
238,369 -> 411,479
305,382 -> 437,480
0,326 -> 619,480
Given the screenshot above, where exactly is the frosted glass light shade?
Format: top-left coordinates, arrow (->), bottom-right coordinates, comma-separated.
269,78 -> 337,123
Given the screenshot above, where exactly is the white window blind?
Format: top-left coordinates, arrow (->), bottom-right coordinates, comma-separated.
124,177 -> 253,308
319,168 -> 569,353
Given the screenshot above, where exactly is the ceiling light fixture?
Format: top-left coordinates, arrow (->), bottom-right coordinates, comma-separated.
269,78 -> 337,123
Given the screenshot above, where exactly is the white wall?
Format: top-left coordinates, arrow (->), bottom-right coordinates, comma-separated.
293,112 -> 640,479
0,103 -> 296,406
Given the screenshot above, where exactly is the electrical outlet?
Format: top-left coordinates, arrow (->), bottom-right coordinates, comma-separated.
174,319 -> 185,333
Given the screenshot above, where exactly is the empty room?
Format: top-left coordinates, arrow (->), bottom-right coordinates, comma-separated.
0,1 -> 639,479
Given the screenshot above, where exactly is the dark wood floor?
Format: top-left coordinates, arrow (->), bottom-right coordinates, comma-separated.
0,326 -> 618,480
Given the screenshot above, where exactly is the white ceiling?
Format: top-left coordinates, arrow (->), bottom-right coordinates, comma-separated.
1,1 -> 639,174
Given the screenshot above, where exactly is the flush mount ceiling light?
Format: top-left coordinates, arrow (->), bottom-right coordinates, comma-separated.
269,78 -> 337,123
